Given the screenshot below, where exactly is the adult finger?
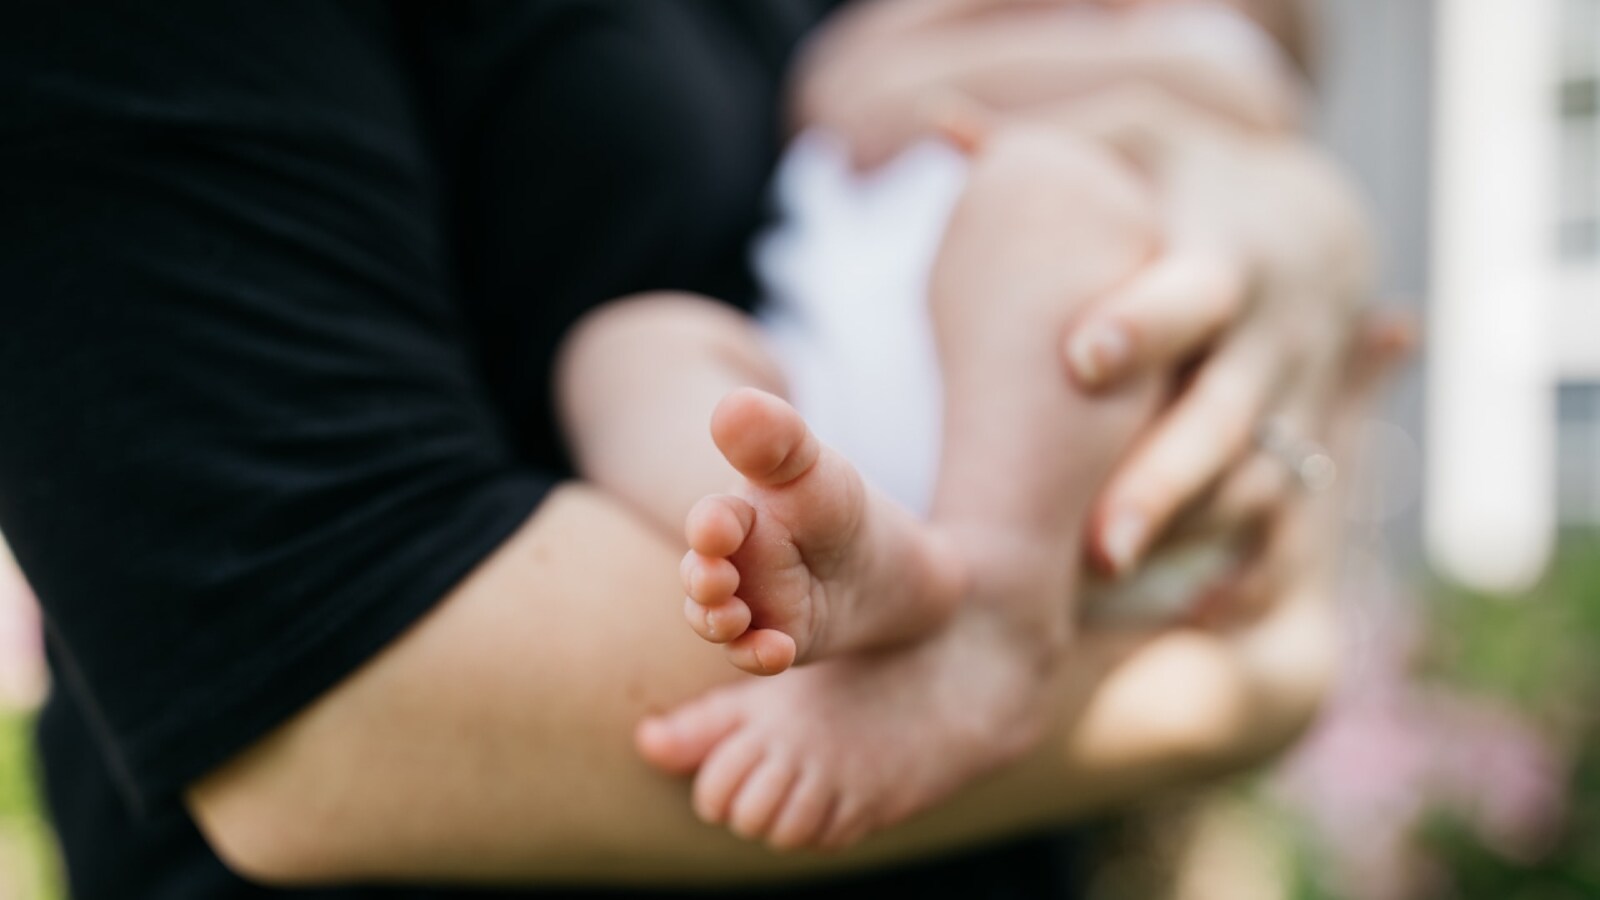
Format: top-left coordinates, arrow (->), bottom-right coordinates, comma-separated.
1065,248 -> 1248,389
1344,309 -> 1419,401
1186,494 -> 1326,629
1088,335 -> 1282,576
1166,452 -> 1297,542
1183,537 -> 1279,629
1170,313 -> 1413,553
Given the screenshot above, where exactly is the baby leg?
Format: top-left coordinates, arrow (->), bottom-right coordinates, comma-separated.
558,295 -> 962,676
639,130 -> 1172,851
928,125 -> 1166,645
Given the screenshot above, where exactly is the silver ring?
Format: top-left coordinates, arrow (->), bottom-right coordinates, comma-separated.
1256,417 -> 1337,493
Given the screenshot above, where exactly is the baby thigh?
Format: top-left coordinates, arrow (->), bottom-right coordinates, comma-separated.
557,293 -> 787,530
927,128 -> 1162,534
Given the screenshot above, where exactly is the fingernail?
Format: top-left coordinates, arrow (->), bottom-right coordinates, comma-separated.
1102,509 -> 1147,576
1069,323 -> 1130,387
637,717 -> 670,746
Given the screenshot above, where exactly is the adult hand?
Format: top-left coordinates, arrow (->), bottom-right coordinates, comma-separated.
796,0 -> 1373,597
1046,86 -> 1375,579
1181,310 -> 1416,627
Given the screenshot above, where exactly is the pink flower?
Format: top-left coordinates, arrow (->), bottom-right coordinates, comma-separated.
0,543 -> 45,711
1270,562 -> 1567,899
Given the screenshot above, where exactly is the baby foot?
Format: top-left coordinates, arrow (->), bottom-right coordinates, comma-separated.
636,601 -> 1054,851
681,388 -> 964,676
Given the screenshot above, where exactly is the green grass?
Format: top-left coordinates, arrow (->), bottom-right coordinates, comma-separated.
0,711 -> 61,900
1409,531 -> 1600,899
1286,529 -> 1600,900
1423,529 -> 1600,723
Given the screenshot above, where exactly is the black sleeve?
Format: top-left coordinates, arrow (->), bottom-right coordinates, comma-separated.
0,1 -> 548,812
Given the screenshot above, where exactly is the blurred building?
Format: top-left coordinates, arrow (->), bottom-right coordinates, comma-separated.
1313,0 -> 1434,570
1316,0 -> 1597,592
1421,0 -> 1598,591
1555,1 -> 1600,529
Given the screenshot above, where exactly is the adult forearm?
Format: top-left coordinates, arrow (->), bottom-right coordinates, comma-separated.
889,12 -> 1298,128
814,0 -> 1313,67
795,4 -> 1303,170
187,485 -> 1333,887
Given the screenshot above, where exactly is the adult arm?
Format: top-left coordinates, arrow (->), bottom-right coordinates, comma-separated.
0,2 -> 1335,888
188,482 -> 1336,886
806,0 -> 1309,67
794,0 -> 1309,169
180,4 -> 1341,885
1053,87 -> 1373,572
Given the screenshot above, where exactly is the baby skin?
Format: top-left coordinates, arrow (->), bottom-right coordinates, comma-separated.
559,126 -> 1162,850
677,390 -> 969,675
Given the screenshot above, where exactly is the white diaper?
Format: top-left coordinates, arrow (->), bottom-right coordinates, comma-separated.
755,133 -> 963,519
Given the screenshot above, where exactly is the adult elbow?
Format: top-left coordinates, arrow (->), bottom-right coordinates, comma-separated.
186,743 -> 351,887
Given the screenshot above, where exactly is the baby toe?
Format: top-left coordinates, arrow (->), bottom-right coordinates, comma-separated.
683,595 -> 751,645
710,389 -> 818,487
692,735 -> 766,826
682,552 -> 741,606
767,769 -> 836,852
634,692 -> 743,776
726,629 -> 798,677
728,756 -> 800,842
685,495 -> 755,559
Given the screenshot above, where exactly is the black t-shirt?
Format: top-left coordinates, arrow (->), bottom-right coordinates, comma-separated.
0,2 -> 1084,896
